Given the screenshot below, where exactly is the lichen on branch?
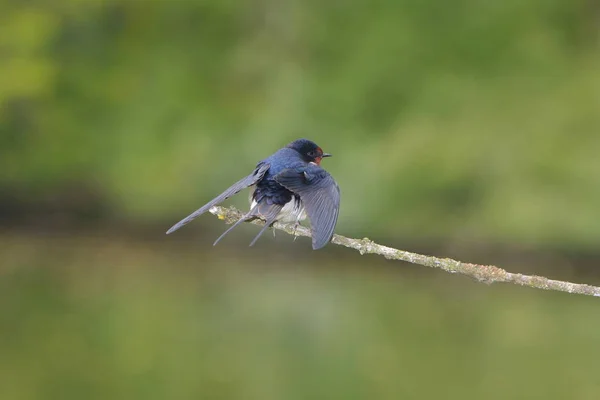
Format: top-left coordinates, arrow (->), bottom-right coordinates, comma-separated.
208,206 -> 600,298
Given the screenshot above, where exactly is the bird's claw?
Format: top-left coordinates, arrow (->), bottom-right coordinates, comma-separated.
292,221 -> 300,241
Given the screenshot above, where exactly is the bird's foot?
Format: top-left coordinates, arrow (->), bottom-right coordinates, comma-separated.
292,221 -> 300,241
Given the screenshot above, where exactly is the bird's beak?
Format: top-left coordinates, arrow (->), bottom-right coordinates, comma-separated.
322,153 -> 332,158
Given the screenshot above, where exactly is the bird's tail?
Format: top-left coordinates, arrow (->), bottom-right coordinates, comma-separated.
213,202 -> 260,246
212,215 -> 252,246
213,202 -> 283,247
249,215 -> 278,247
248,203 -> 283,247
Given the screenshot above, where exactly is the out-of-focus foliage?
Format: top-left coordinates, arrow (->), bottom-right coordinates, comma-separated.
1,236 -> 599,400
1,0 -> 600,249
2,2 -> 600,398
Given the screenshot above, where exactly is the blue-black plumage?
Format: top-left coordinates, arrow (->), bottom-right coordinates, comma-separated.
166,139 -> 340,250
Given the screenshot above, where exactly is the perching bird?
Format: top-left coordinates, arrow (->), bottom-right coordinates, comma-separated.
166,139 -> 340,249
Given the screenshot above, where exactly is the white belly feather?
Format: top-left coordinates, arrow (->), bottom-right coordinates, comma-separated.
250,197 -> 306,223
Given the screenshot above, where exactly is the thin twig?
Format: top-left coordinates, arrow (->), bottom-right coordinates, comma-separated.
209,206 -> 600,298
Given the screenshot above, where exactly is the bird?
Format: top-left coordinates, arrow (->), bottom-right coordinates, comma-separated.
166,138 -> 340,250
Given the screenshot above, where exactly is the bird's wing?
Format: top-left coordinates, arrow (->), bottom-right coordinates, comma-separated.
166,162 -> 270,234
274,165 -> 340,249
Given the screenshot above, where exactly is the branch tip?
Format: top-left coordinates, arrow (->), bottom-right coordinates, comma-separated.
209,205 -> 600,299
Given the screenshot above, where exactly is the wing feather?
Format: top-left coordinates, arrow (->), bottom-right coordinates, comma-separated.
166,163 -> 270,234
275,166 -> 340,249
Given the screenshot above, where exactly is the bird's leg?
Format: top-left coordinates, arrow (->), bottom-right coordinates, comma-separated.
292,220 -> 301,241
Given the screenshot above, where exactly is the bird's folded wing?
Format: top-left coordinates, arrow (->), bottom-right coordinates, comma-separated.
274,166 -> 340,249
166,162 -> 270,234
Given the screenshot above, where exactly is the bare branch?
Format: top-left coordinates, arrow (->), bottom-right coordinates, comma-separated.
209,206 -> 600,298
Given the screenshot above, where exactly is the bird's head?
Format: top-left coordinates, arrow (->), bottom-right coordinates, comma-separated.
287,138 -> 332,165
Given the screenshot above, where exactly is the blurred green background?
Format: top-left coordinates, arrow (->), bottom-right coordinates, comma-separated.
1,0 -> 600,399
